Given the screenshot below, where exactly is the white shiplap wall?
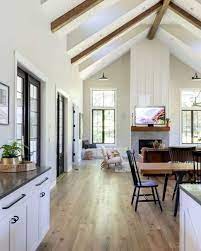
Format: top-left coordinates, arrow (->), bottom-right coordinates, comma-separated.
130,39 -> 170,114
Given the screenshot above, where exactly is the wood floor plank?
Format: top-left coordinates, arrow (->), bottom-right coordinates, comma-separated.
38,161 -> 179,251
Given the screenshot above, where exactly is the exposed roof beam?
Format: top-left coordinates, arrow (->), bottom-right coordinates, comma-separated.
147,0 -> 171,40
71,1 -> 163,64
80,28 -> 148,80
169,2 -> 201,30
51,0 -> 104,33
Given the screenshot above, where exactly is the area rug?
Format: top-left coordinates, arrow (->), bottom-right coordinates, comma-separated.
115,162 -> 130,172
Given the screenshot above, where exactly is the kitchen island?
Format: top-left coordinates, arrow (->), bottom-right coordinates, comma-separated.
0,166 -> 51,251
180,184 -> 201,251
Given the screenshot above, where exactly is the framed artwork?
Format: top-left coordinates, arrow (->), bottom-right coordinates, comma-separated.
0,83 -> 9,125
79,113 -> 83,140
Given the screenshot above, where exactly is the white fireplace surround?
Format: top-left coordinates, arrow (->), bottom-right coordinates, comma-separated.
131,131 -> 170,155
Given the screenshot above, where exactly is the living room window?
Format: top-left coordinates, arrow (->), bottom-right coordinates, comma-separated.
181,89 -> 201,144
91,89 -> 116,144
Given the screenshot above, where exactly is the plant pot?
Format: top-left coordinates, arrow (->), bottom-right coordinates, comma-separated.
2,157 -> 19,165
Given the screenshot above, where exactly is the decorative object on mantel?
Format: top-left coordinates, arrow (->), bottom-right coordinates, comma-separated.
192,73 -> 201,81
0,141 -> 36,172
0,82 -> 9,125
153,140 -> 160,149
165,118 -> 170,127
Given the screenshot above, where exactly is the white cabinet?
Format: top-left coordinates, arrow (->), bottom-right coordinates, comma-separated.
0,202 -> 27,251
10,204 -> 27,251
0,215 -> 9,251
38,184 -> 50,242
180,190 -> 201,251
27,192 -> 39,251
0,169 -> 51,251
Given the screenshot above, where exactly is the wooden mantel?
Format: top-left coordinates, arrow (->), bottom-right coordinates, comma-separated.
131,126 -> 170,132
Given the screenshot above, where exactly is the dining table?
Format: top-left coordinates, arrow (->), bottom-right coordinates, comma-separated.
138,162 -> 194,216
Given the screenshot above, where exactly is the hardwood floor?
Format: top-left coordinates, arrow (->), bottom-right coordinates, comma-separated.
38,160 -> 179,251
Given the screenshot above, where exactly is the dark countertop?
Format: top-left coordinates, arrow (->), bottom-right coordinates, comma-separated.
180,184 -> 201,206
0,166 -> 51,200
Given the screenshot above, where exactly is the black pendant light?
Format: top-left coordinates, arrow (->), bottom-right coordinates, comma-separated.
192,73 -> 201,81
99,72 -> 109,81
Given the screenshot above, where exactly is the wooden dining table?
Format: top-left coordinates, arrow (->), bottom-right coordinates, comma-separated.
138,162 -> 194,216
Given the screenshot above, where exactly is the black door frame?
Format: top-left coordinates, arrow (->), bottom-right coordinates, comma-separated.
56,93 -> 65,177
17,67 -> 41,165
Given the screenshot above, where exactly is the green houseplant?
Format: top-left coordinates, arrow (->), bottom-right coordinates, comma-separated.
0,141 -> 22,165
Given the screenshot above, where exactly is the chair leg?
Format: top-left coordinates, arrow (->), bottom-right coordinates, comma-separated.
174,172 -> 185,217
152,187 -> 156,204
155,187 -> 163,212
174,187 -> 180,217
131,187 -> 136,205
135,187 -> 140,212
162,174 -> 169,201
172,182 -> 178,200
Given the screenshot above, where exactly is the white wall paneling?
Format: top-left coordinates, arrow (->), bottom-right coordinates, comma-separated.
130,39 -> 170,113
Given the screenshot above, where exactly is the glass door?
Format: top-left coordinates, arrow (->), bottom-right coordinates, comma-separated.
17,68 -> 41,165
57,93 -> 65,177
29,76 -> 40,164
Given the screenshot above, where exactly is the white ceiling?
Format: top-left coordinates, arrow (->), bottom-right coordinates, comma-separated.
67,0 -> 159,56
42,0 -> 85,21
80,29 -> 149,80
41,0 -> 201,79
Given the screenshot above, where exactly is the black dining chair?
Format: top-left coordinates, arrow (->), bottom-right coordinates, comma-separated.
169,146 -> 195,200
126,150 -> 162,212
193,151 -> 201,183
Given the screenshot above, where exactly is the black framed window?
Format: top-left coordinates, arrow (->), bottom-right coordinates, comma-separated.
91,90 -> 116,144
182,110 -> 201,144
92,109 -> 115,144
17,68 -> 41,165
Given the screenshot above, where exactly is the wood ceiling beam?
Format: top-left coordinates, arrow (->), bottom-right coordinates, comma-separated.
147,0 -> 171,40
71,1 -> 163,64
169,2 -> 201,30
51,0 -> 104,33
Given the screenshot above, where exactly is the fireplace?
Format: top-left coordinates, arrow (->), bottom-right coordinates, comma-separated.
139,139 -> 162,153
131,129 -> 169,156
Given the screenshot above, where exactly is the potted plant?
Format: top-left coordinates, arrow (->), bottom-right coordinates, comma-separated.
0,141 -> 22,165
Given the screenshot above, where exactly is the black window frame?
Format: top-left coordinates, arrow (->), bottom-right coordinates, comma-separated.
92,108 -> 115,144
17,67 -> 41,165
182,109 -> 201,144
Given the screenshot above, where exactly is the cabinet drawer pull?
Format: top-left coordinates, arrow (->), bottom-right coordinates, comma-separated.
36,177 -> 49,186
40,192 -> 46,198
10,216 -> 19,224
2,194 -> 26,210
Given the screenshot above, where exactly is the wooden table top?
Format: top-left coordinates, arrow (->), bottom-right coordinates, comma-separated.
138,162 -> 194,175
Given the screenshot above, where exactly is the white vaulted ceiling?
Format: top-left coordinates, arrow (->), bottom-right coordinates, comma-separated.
42,0 -> 85,21
41,0 -> 201,79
